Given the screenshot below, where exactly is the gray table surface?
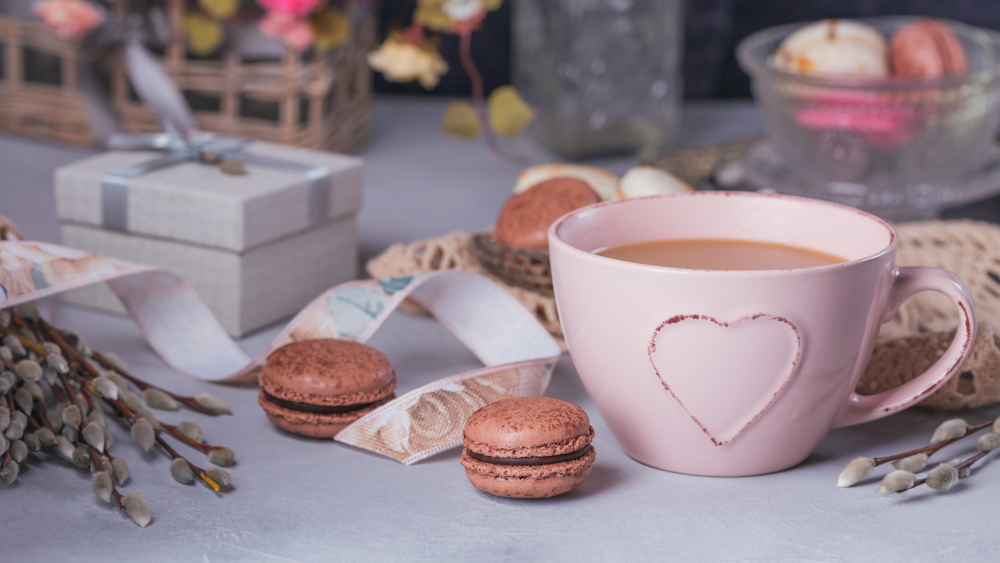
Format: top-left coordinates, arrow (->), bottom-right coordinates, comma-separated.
2,97 -> 999,562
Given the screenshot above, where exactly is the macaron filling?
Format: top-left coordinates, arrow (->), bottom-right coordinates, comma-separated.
465,444 -> 593,466
260,390 -> 384,415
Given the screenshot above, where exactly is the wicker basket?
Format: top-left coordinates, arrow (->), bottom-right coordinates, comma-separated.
473,231 -> 553,296
0,0 -> 373,151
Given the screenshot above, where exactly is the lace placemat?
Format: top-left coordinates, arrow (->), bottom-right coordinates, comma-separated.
368,220 -> 1000,409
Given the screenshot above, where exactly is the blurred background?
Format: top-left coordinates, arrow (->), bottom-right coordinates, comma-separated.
373,0 -> 1000,99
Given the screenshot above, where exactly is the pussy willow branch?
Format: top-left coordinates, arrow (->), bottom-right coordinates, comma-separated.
84,443 -> 126,510
872,418 -> 996,467
457,29 -> 528,166
900,450 -> 991,494
153,434 -> 220,491
2,319 -> 218,417
158,421 -> 226,454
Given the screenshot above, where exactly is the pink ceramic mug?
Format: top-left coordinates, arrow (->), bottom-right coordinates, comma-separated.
549,192 -> 976,476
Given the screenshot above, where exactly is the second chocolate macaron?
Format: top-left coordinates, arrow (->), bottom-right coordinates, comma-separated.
258,339 -> 397,438
461,397 -> 596,498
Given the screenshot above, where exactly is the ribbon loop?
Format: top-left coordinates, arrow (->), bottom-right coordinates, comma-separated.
0,229 -> 561,464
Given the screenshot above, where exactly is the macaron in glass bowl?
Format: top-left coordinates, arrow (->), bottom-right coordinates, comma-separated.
736,17 -> 1000,221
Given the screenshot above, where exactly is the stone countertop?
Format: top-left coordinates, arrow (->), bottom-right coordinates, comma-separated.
1,97 -> 997,562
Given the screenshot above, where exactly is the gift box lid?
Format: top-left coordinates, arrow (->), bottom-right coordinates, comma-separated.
55,141 -> 363,253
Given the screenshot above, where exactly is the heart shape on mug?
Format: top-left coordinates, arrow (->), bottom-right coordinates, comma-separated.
648,314 -> 801,446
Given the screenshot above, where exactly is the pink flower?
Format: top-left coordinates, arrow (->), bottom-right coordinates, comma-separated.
259,11 -> 314,51
34,0 -> 104,41
257,0 -> 320,17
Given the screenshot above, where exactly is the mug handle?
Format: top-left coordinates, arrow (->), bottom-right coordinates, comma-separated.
832,266 -> 977,428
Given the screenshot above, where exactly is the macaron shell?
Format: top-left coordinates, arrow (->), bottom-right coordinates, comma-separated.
258,390 -> 394,439
773,19 -> 888,76
461,446 -> 596,498
619,166 -> 692,198
494,178 -> 599,249
463,396 -> 591,454
513,163 -> 620,201
262,339 -> 396,406
891,20 -> 968,78
465,426 -> 594,458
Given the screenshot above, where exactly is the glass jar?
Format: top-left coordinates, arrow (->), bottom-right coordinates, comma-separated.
512,0 -> 683,160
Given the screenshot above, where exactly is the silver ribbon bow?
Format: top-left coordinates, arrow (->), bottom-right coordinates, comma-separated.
100,132 -> 331,232
99,38 -> 330,232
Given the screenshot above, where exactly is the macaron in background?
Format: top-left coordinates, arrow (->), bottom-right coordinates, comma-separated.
258,339 -> 397,438
618,166 -> 692,198
512,163 -> 620,201
494,178 -> 599,249
891,19 -> 968,78
772,19 -> 889,77
461,397 -> 596,498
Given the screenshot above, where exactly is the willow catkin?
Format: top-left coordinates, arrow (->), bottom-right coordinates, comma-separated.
194,394 -> 231,415
13,388 -> 32,414
10,440 -> 27,463
122,493 -> 151,528
177,421 -> 203,443
205,467 -> 231,489
92,377 -> 118,401
111,458 -> 130,486
82,422 -> 105,452
930,419 -> 968,444
131,419 -> 155,452
91,471 -> 113,503
208,448 -> 234,468
878,470 -> 916,495
892,453 -> 929,473
15,359 -> 42,382
927,464 -> 960,491
169,459 -> 194,484
0,461 -> 19,483
142,388 -> 179,411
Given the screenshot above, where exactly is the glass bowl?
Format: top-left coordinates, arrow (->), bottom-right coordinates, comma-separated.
736,17 -> 1000,220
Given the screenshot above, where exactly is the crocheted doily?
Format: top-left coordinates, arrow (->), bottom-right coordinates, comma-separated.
863,220 -> 1000,409
366,231 -> 565,351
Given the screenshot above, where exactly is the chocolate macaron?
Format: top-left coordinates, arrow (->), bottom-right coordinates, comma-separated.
258,339 -> 396,438
494,177 -> 599,249
461,397 -> 596,498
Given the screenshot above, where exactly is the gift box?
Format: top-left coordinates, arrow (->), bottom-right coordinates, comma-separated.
55,140 -> 363,337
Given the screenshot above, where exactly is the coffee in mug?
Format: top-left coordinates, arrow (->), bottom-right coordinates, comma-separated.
597,238 -> 846,270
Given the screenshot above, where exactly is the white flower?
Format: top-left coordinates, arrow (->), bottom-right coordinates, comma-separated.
367,37 -> 449,89
443,0 -> 483,21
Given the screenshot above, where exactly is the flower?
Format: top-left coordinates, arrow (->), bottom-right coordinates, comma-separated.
367,36 -> 449,89
257,0 -> 320,17
34,0 -> 104,41
259,11 -> 315,51
443,0 -> 483,21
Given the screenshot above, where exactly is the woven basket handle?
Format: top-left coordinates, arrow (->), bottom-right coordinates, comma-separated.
833,266 -> 977,428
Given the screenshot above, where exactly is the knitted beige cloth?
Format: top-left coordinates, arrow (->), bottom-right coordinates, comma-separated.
369,221 -> 1000,408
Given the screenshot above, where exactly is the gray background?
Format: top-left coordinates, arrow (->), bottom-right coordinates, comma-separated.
1,98 -> 999,562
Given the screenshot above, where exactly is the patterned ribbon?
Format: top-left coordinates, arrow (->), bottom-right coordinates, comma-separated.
0,224 -> 562,464
100,132 -> 332,232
